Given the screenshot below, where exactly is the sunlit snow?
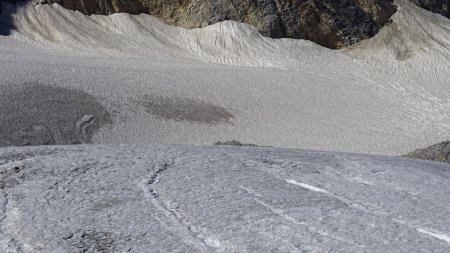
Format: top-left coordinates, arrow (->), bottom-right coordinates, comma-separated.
0,0 -> 449,154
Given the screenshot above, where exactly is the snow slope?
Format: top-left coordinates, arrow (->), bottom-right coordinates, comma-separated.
1,144 -> 450,252
0,0 -> 450,155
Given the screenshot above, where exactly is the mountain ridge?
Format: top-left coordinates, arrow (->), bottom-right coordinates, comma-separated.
5,0 -> 398,48
2,0 -> 448,48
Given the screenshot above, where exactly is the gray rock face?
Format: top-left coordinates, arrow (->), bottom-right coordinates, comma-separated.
405,141 -> 450,162
2,1 -> 448,48
214,140 -> 257,146
410,0 -> 449,18
37,0 -> 397,49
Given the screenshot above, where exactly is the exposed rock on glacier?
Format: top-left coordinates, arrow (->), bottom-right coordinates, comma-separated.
405,141 -> 450,162
410,0 -> 449,18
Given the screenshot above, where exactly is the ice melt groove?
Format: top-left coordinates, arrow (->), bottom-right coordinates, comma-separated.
145,163 -> 169,198
284,178 -> 376,214
285,178 -> 450,247
417,228 -> 450,244
239,185 -> 362,249
139,163 -> 225,251
285,179 -> 329,194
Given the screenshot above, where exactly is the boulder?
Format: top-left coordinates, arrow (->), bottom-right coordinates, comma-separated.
404,141 -> 450,162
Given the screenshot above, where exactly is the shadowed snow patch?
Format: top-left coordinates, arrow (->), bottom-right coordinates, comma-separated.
0,83 -> 111,146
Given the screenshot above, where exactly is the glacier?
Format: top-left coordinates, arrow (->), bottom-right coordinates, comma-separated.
1,0 -> 450,252
1,144 -> 450,252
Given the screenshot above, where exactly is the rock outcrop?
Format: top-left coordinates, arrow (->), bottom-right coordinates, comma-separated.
214,140 -> 258,146
410,0 -> 449,18
38,0 -> 397,49
3,0 -> 448,48
405,141 -> 450,163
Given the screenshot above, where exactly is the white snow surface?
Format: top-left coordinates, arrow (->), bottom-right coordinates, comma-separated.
0,0 -> 449,155
1,144 -> 450,252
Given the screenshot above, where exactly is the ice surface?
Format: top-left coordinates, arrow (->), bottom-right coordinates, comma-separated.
1,144 -> 450,252
0,0 -> 449,155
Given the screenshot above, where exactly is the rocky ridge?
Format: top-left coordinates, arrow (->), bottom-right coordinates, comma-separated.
410,0 -> 449,18
35,0 -> 398,49
2,1 -> 448,48
405,141 -> 450,163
